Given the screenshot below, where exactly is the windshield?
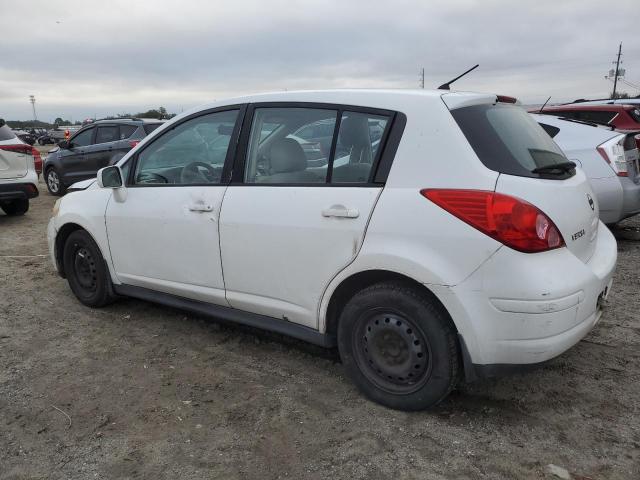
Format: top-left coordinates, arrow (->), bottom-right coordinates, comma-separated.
452,103 -> 572,179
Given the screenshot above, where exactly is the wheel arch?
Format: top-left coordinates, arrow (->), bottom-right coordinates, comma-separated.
323,269 -> 458,338
55,222 -> 109,280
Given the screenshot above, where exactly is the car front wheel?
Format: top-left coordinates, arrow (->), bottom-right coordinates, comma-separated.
62,230 -> 116,307
337,282 -> 460,411
46,168 -> 65,196
0,199 -> 29,216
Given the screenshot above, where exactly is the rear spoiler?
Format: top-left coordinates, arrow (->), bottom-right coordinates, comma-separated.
441,92 -> 521,110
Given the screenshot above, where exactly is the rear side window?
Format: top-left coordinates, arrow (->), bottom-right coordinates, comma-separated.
452,104 -> 571,179
0,125 -> 16,141
629,109 -> 640,123
120,125 -> 138,139
143,123 -> 162,134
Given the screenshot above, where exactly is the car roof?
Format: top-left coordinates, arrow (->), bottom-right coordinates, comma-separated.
188,88 -> 497,114
92,118 -> 165,125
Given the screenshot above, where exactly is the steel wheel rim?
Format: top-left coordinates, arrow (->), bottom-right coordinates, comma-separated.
47,171 -> 59,192
73,245 -> 97,292
353,309 -> 433,394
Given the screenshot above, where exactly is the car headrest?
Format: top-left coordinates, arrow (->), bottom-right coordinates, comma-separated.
269,138 -> 307,173
339,115 -> 370,148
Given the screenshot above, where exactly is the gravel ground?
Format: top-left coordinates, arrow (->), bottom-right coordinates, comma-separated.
1,170 -> 639,479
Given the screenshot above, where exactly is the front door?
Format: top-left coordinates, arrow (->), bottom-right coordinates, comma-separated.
219,105 -> 393,328
105,108 -> 241,305
60,126 -> 95,185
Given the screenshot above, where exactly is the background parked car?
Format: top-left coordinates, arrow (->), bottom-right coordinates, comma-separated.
14,130 -> 37,145
532,113 -> 640,224
0,120 -> 39,215
534,103 -> 640,150
44,118 -> 164,195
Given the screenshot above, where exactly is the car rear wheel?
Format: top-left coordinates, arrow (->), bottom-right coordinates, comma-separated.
46,167 -> 65,196
0,199 -> 29,216
63,230 -> 116,307
337,282 -> 460,411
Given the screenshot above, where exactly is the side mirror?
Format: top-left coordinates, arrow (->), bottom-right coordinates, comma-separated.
97,166 -> 123,189
58,140 -> 69,149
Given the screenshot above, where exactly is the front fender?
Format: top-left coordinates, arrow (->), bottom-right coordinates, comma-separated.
53,188 -> 119,284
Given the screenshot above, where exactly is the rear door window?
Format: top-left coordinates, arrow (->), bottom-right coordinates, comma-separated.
95,125 -> 119,144
452,104 -> 571,179
244,108 -> 338,184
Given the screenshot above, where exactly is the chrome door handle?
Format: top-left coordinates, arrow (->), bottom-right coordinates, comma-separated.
322,206 -> 359,218
188,204 -> 214,212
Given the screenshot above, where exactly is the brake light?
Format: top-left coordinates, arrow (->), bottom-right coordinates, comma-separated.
31,147 -> 42,175
421,189 -> 565,253
129,140 -> 140,148
0,144 -> 33,155
496,95 -> 517,104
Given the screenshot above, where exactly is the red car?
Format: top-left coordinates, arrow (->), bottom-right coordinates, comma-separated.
533,103 -> 639,130
533,103 -> 640,148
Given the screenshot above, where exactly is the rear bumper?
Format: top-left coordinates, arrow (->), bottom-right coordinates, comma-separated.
430,221 -> 617,369
619,175 -> 640,220
0,182 -> 39,200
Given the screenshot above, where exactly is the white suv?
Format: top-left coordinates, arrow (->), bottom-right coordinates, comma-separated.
0,120 -> 39,215
47,90 -> 617,410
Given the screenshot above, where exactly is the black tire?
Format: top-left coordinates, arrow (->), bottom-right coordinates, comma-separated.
0,199 -> 29,216
63,230 -> 116,307
45,167 -> 65,196
337,282 -> 460,411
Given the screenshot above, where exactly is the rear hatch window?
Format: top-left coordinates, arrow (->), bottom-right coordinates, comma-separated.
452,104 -> 574,179
0,124 -> 17,142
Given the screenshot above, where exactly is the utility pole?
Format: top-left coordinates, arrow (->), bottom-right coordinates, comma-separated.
29,95 -> 37,122
419,67 -> 424,89
612,42 -> 622,99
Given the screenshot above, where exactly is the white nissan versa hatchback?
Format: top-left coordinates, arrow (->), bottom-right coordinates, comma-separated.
47,90 -> 617,410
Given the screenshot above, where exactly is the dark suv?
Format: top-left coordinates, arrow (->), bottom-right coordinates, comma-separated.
44,118 -> 164,195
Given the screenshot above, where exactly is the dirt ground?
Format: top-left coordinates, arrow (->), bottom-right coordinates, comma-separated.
1,165 -> 639,479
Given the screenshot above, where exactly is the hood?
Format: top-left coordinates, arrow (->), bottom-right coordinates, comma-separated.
67,178 -> 96,192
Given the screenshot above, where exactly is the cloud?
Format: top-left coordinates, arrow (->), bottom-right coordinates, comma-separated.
1,0 -> 638,120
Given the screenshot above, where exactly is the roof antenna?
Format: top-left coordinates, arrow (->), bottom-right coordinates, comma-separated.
438,64 -> 479,90
539,96 -> 551,113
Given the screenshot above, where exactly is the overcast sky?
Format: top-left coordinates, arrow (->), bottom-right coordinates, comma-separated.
2,0 -> 639,121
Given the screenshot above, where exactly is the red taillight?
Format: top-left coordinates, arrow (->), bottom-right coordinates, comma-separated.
0,144 -> 33,155
129,140 -> 140,148
31,147 -> 43,175
421,189 -> 565,253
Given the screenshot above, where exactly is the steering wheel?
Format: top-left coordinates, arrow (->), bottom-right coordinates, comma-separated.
180,161 -> 217,184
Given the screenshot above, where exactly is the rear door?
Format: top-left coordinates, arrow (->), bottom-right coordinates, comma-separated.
219,104 -> 395,329
0,125 -> 30,179
450,101 -> 599,263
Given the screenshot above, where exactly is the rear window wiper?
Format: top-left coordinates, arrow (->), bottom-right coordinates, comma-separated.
531,161 -> 576,174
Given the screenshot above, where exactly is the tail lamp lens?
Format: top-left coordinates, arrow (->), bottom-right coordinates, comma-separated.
421,189 -> 565,253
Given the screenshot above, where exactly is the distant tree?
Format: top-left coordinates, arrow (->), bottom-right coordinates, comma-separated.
611,91 -> 630,99
54,117 -> 64,125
